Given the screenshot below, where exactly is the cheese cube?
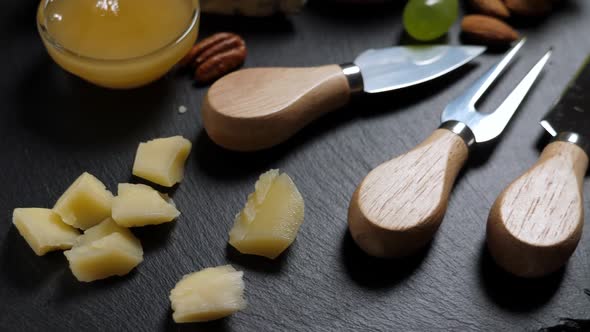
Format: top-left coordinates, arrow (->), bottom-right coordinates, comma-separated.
169,265 -> 246,323
53,172 -> 114,230
132,136 -> 192,187
229,169 -> 305,259
64,218 -> 143,282
12,208 -> 80,256
112,183 -> 180,227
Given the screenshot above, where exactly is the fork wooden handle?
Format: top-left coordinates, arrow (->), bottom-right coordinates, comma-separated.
348,128 -> 469,258
487,141 -> 588,278
201,65 -> 351,152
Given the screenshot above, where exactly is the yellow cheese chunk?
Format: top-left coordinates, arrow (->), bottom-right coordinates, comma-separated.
229,169 -> 305,259
12,208 -> 80,256
112,183 -> 180,227
132,136 -> 192,187
53,172 -> 114,230
64,218 -> 143,282
169,265 -> 246,323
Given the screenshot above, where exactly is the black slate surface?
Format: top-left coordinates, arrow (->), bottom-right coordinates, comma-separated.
1,1 -> 589,331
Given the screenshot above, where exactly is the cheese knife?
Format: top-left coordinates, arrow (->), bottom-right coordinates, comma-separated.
202,45 -> 485,151
487,55 -> 590,278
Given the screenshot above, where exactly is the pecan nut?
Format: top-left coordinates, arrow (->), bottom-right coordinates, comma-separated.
179,32 -> 247,83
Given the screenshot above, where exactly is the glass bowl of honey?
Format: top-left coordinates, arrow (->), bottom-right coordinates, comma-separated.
37,0 -> 200,89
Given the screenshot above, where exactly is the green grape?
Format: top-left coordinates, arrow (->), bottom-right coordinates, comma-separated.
403,0 -> 459,41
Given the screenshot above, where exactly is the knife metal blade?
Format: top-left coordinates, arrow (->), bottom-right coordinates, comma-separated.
353,45 -> 486,93
540,55 -> 590,153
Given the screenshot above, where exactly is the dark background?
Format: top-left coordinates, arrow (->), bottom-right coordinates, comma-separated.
1,1 -> 589,331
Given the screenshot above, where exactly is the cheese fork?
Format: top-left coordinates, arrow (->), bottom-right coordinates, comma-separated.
348,40 -> 552,258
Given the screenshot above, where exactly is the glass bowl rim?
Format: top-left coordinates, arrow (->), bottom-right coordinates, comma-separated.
36,0 -> 200,64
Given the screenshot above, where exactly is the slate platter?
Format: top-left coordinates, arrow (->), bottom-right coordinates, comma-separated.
0,1 -> 589,331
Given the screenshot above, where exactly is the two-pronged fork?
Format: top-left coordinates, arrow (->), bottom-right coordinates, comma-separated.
348,39 -> 552,258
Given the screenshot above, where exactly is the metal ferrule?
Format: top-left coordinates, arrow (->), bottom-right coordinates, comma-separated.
340,63 -> 364,95
440,120 -> 476,149
554,132 -> 590,156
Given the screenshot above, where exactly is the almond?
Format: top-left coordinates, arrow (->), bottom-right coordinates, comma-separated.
468,0 -> 510,18
505,0 -> 553,16
461,15 -> 519,45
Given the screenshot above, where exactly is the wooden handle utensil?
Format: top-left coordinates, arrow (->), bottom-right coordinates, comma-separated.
487,141 -> 588,277
202,65 -> 351,151
487,53 -> 590,278
348,129 -> 469,257
200,45 -> 487,151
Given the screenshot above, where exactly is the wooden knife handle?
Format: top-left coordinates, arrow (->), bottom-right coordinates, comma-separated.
487,141 -> 589,278
348,128 -> 469,258
201,65 -> 351,152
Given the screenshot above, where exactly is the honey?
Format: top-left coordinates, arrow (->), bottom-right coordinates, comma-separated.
37,0 -> 199,88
